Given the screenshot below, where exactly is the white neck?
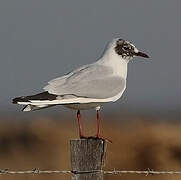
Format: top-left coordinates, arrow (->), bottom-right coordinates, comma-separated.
98,48 -> 128,79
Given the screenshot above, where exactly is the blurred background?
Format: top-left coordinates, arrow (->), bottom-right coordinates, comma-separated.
0,0 -> 181,180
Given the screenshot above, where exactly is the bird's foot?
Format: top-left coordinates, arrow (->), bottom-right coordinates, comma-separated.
84,135 -> 112,143
80,134 -> 89,139
95,134 -> 112,143
80,135 -> 112,143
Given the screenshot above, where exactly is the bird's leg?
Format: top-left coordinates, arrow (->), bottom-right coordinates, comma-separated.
77,110 -> 87,139
96,109 -> 112,143
96,109 -> 101,137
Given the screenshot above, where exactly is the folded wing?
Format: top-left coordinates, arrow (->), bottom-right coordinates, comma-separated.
44,64 -> 126,99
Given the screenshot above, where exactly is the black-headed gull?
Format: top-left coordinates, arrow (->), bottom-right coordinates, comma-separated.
13,38 -> 149,141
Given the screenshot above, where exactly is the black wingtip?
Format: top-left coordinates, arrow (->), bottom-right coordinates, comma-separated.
12,91 -> 57,104
12,96 -> 29,104
12,97 -> 22,104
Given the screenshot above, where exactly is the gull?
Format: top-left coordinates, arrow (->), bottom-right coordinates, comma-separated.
13,38 -> 149,141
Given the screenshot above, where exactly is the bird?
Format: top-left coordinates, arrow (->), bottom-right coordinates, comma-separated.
12,38 -> 149,142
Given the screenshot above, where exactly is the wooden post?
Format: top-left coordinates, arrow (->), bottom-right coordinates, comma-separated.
70,139 -> 106,180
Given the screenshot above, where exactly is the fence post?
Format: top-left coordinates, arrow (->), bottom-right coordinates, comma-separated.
70,139 -> 107,180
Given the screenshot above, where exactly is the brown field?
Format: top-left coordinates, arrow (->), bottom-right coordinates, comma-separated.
0,114 -> 181,180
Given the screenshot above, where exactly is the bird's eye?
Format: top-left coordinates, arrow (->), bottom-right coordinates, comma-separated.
122,46 -> 130,51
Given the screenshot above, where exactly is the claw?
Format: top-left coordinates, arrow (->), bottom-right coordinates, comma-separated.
96,134 -> 112,143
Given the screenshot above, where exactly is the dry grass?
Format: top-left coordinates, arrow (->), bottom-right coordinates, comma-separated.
0,115 -> 181,180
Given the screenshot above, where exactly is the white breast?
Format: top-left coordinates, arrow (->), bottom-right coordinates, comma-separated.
63,102 -> 103,110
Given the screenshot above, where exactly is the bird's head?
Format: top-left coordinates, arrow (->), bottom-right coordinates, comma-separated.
112,38 -> 149,60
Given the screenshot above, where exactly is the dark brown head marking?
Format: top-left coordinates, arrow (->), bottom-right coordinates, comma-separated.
114,39 -> 135,58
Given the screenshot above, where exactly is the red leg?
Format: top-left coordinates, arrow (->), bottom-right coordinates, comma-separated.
77,110 -> 86,138
96,109 -> 112,143
96,109 -> 101,137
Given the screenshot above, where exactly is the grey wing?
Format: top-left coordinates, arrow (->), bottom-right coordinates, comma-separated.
45,64 -> 90,86
44,64 -> 126,99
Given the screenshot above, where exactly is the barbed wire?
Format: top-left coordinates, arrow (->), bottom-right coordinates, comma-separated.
1,168 -> 181,176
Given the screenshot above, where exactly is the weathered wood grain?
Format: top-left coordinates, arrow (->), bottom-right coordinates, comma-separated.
70,139 -> 106,180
